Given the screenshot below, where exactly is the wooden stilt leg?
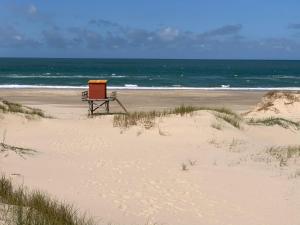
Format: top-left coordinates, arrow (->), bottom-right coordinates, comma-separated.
106,101 -> 109,113
88,101 -> 91,115
91,101 -> 94,116
115,98 -> 128,113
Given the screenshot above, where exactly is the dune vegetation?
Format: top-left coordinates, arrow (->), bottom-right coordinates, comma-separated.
247,117 -> 300,129
113,105 -> 242,129
0,175 -> 96,225
266,145 -> 300,166
0,99 -> 46,118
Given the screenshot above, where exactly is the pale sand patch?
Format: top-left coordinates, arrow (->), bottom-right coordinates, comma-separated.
1,110 -> 300,225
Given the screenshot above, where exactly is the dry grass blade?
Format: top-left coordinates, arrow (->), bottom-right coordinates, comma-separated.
198,106 -> 241,118
0,131 -> 37,159
0,143 -> 37,159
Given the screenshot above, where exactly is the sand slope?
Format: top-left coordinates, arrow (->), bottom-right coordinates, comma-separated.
1,107 -> 300,225
244,91 -> 300,120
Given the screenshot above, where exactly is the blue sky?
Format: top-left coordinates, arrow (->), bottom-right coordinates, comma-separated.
1,0 -> 300,59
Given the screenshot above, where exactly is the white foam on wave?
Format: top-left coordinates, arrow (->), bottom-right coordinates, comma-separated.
124,84 -> 138,88
1,84 -> 300,91
0,85 -> 87,89
111,75 -> 127,78
273,75 -> 300,79
243,75 -> 300,80
6,75 -> 86,79
110,86 -> 300,91
221,84 -> 230,88
6,74 -> 128,79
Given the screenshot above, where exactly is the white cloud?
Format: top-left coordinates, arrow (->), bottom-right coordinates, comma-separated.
28,4 -> 37,15
158,27 -> 179,41
13,35 -> 22,41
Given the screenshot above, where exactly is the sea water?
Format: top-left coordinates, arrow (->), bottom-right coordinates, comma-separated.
1,58 -> 300,90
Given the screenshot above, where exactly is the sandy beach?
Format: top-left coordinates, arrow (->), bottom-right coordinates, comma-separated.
1,89 -> 300,225
0,89 -> 265,118
2,0 -> 300,224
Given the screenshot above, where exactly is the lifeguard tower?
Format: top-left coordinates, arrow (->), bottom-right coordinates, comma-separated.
81,80 -> 128,115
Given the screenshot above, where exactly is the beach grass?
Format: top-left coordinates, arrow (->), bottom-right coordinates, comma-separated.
172,105 -> 199,116
0,175 -> 95,225
199,107 -> 242,129
0,99 -> 46,118
266,145 -> 300,166
113,105 -> 241,129
113,105 -> 198,128
214,113 -> 241,129
198,107 -> 240,117
247,117 -> 300,129
264,91 -> 300,101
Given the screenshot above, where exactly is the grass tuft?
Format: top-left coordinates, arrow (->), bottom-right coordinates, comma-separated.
181,163 -> 188,171
113,111 -> 161,129
113,105 -> 241,129
0,175 -> 96,225
264,91 -> 300,102
266,145 -> 300,166
199,107 -> 240,117
113,105 -> 198,128
214,113 -> 241,129
0,99 -> 47,118
172,105 -> 198,116
247,117 -> 300,129
199,107 -> 242,129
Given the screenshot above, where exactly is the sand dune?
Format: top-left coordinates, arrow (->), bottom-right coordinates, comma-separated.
244,91 -> 300,120
1,91 -> 300,225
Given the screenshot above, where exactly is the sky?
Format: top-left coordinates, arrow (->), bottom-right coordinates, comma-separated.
1,0 -> 300,59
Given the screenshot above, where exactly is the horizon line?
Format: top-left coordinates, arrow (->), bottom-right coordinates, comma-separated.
1,57 -> 300,61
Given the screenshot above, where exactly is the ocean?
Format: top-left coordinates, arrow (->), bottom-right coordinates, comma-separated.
1,58 -> 300,90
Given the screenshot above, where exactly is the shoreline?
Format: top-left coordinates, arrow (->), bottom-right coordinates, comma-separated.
1,85 -> 300,91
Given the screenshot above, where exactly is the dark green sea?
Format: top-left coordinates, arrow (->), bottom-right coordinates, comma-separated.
1,58 -> 300,90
